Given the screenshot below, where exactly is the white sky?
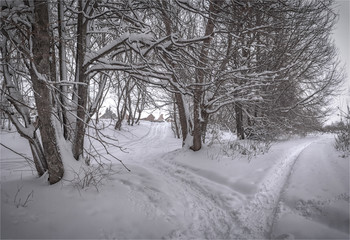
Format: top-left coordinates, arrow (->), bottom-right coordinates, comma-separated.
332,0 -> 350,121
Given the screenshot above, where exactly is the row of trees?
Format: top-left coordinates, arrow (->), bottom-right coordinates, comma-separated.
0,0 -> 343,184
160,0 -> 343,146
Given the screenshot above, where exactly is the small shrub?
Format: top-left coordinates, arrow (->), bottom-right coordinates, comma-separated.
334,106 -> 350,157
222,139 -> 272,160
13,185 -> 34,208
207,124 -> 224,146
334,124 -> 350,157
72,164 -> 113,191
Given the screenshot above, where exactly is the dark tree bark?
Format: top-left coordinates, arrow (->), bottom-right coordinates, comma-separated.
201,109 -> 209,144
175,93 -> 189,145
31,0 -> 64,184
58,0 -> 70,140
191,0 -> 221,151
235,103 -> 245,140
160,0 -> 190,146
72,0 -> 88,160
173,95 -> 181,139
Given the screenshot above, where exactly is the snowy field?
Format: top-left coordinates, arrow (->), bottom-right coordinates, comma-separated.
1,121 -> 349,239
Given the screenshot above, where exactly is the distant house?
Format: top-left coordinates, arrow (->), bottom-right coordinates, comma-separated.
156,114 -> 164,122
142,114 -> 155,122
100,107 -> 117,119
141,113 -> 166,122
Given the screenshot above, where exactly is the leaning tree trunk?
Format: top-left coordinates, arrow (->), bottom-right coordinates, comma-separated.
1,40 -> 48,177
29,137 -> 48,176
31,0 -> 64,184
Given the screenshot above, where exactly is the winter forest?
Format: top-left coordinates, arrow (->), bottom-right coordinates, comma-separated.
1,0 -> 349,239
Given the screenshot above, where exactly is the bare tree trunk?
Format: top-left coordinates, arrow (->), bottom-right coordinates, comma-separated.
114,80 -> 126,130
135,85 -> 146,125
191,92 -> 202,151
72,0 -> 88,160
132,91 -> 140,124
235,103 -> 245,140
173,96 -> 181,139
115,103 -> 127,130
58,0 -> 70,140
31,0 -> 64,184
1,41 -> 48,176
87,75 -> 108,125
191,0 -> 220,151
175,93 -> 190,145
127,92 -> 133,126
159,0 -> 190,146
201,110 -> 209,143
29,137 -> 48,176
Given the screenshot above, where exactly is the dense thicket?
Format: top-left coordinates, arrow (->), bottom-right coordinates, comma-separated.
0,0 -> 343,183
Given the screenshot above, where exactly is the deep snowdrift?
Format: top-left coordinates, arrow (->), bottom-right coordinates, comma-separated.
1,121 -> 349,239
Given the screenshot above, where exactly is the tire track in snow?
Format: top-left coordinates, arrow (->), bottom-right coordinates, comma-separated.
269,138 -> 350,239
234,140 -> 316,239
120,122 -> 167,148
119,123 -> 172,154
89,122 -> 154,155
152,157 -> 239,239
91,122 -> 172,159
106,121 -> 320,238
150,139 -> 318,239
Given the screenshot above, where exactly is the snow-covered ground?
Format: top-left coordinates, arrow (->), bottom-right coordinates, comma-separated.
1,121 -> 349,239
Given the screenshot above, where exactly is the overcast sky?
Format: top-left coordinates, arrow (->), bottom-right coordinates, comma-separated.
331,0 -> 349,121
334,0 -> 349,80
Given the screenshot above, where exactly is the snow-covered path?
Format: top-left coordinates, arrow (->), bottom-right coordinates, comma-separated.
271,137 -> 350,239
149,153 -> 239,239
145,136 -> 321,239
116,123 -> 348,238
234,141 -> 316,239
1,122 -> 349,239
118,123 -> 239,238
